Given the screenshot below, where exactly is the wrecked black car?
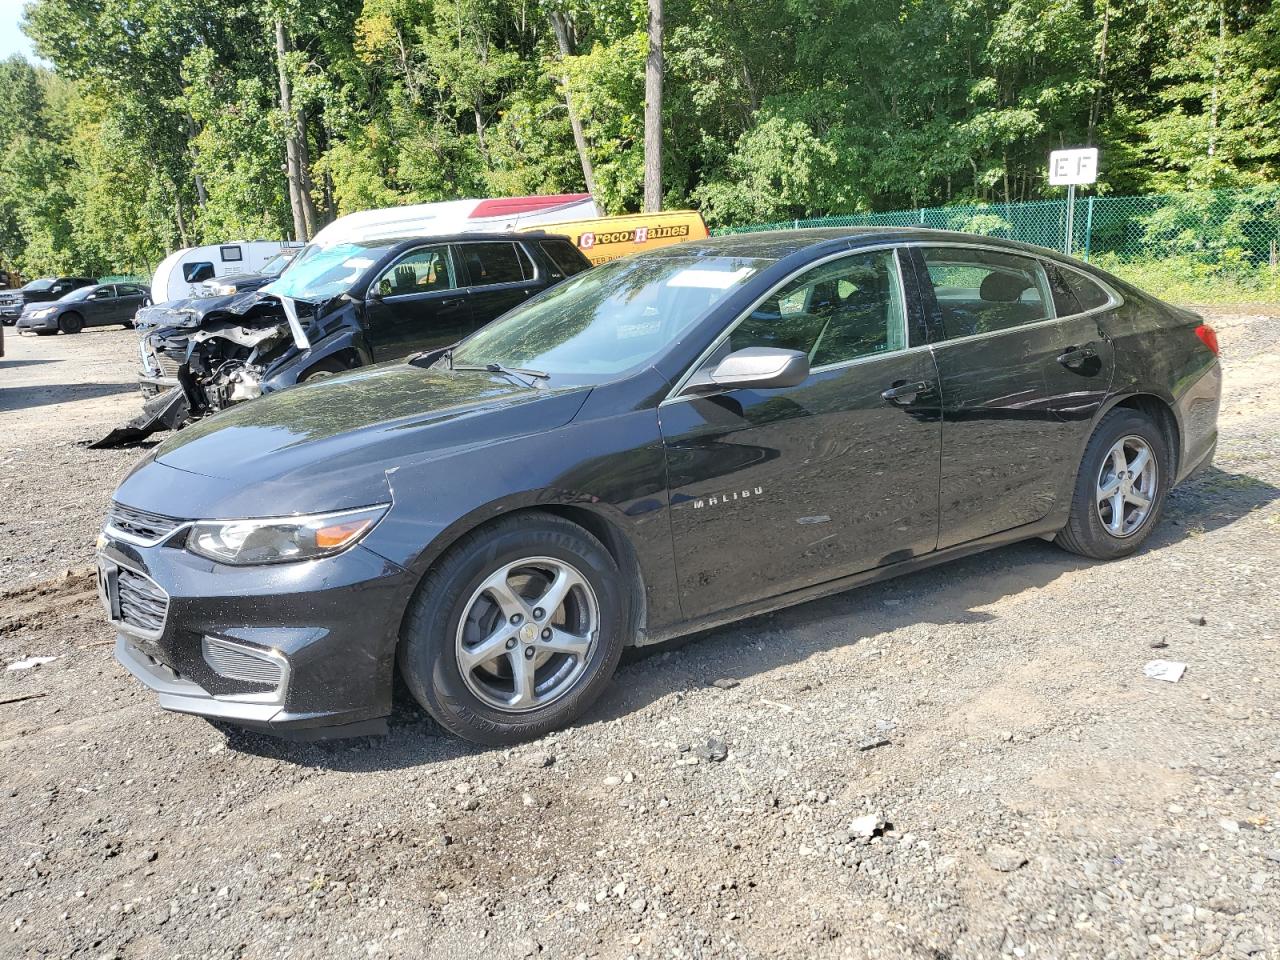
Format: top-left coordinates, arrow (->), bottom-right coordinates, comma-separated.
94,232 -> 591,447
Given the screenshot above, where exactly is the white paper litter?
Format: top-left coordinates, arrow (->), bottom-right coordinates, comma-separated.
1143,659 -> 1186,683
7,655 -> 59,671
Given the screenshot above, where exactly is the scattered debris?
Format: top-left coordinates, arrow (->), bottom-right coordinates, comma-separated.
6,655 -> 58,671
1143,660 -> 1187,683
521,752 -> 554,769
985,845 -> 1028,872
711,678 -> 740,690
695,738 -> 728,762
0,691 -> 49,707
1190,615 -> 1208,626
1149,638 -> 1169,649
848,813 -> 886,839
857,736 -> 892,752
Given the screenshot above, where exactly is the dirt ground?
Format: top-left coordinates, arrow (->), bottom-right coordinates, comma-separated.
0,309 -> 1278,960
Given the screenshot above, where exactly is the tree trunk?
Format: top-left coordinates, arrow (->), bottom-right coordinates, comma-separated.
550,11 -> 598,198
275,19 -> 320,241
643,0 -> 663,212
184,115 -> 208,207
1086,2 -> 1110,146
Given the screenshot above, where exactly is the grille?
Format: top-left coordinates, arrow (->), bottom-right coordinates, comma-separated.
155,353 -> 183,378
107,502 -> 185,543
117,566 -> 169,635
202,637 -> 283,687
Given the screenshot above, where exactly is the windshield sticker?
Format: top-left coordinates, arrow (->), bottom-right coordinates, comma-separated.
343,258 -> 375,269
667,267 -> 755,289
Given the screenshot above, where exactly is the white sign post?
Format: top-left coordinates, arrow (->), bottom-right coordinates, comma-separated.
1048,147 -> 1098,256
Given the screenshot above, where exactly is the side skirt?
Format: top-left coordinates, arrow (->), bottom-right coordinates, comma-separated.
632,516 -> 1066,647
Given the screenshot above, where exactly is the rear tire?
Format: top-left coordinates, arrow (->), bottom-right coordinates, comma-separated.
1055,408 -> 1170,560
58,312 -> 84,334
399,512 -> 628,745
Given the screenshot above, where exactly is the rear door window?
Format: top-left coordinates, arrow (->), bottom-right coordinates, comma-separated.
920,248 -> 1053,340
459,243 -> 526,286
538,239 -> 589,280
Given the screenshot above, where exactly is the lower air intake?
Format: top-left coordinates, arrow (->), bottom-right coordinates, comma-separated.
201,637 -> 284,687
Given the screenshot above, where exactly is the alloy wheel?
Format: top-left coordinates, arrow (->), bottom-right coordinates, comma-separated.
454,556 -> 599,712
1095,435 -> 1158,538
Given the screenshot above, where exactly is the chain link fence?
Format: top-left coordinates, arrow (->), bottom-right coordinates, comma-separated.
716,185 -> 1280,302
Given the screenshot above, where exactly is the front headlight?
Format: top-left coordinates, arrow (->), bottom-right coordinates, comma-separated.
28,307 -> 54,318
186,505 -> 389,565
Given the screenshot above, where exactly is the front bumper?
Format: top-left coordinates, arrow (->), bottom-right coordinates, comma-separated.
98,524 -> 417,737
16,315 -> 55,331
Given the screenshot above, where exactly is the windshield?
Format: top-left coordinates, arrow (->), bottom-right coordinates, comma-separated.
22,278 -> 55,292
263,240 -> 400,302
60,286 -> 96,302
258,252 -> 294,278
449,254 -> 767,384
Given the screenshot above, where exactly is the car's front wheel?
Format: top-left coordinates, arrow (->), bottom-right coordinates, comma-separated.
58,312 -> 84,334
1056,408 -> 1170,559
399,512 -> 628,745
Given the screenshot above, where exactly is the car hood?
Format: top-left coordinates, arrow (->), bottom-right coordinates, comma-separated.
119,362 -> 592,517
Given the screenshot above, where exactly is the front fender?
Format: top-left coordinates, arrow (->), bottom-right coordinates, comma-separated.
358,399 -> 683,638
262,325 -> 373,391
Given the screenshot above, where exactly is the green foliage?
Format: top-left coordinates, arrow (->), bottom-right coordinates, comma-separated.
0,0 -> 1277,309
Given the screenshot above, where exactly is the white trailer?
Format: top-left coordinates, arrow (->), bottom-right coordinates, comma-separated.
150,241 -> 304,303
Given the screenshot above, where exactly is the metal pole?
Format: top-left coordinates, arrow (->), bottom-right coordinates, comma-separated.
1064,184 -> 1075,256
1084,195 -> 1095,262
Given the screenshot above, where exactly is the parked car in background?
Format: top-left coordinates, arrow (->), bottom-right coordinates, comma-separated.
0,276 -> 97,325
97,228 -> 1221,744
520,209 -> 710,266
92,232 -> 592,446
197,249 -> 300,297
16,282 -> 151,335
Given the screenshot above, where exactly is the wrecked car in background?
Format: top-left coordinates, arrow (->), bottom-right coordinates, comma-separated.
92,232 -> 591,447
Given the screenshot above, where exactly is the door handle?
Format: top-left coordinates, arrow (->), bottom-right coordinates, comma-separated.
881,379 -> 930,405
1056,344 -> 1098,369
440,298 -> 463,308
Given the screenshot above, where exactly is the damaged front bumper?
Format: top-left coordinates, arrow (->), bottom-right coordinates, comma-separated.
96,292 -> 311,448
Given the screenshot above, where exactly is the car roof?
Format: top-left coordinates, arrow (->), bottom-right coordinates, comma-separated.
367,232 -> 556,250
633,226 -> 1069,263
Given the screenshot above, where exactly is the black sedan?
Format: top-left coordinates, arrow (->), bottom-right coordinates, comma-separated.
97,228 -> 1221,744
17,282 -> 150,334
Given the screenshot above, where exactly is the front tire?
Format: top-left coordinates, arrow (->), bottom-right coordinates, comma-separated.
399,512 -> 628,745
1055,408 -> 1170,560
58,312 -> 84,334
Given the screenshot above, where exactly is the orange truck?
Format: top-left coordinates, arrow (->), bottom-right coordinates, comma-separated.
520,210 -> 709,266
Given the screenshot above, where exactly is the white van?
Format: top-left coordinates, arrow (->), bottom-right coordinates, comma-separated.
305,193 -> 599,247
150,241 -> 304,303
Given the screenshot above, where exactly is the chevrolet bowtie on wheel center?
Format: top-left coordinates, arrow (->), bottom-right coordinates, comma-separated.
98,227 -> 1221,744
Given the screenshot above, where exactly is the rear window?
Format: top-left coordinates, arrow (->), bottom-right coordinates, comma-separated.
459,242 -> 527,286
538,239 -> 589,280
1061,268 -> 1112,312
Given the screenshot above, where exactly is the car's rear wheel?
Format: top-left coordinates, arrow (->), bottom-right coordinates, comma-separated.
58,312 -> 84,334
399,512 -> 627,745
1055,408 -> 1170,560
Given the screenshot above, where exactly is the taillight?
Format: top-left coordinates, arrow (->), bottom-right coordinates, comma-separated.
1194,324 -> 1219,356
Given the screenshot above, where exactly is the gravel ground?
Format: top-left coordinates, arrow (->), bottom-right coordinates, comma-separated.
1,309 -> 1278,960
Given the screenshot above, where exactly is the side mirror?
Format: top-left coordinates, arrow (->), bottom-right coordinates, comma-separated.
370,277 -> 391,300
681,347 -> 809,397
